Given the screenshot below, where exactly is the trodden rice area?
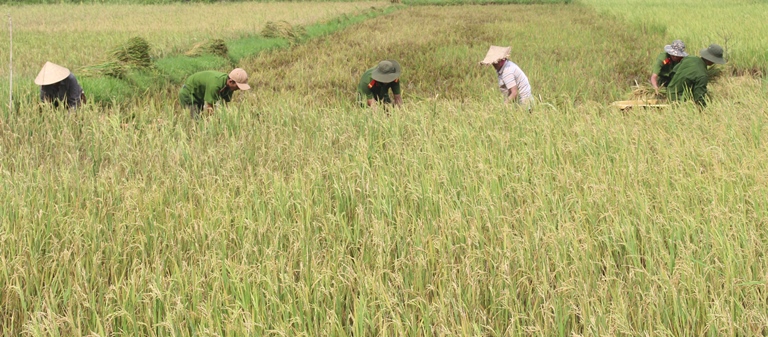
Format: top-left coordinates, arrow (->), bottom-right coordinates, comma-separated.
1,1 -> 768,337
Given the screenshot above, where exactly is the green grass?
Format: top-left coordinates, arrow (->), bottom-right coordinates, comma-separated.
227,37 -> 291,64
303,5 -> 403,40
155,55 -> 233,84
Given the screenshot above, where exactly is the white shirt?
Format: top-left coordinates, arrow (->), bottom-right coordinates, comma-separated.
497,60 -> 532,103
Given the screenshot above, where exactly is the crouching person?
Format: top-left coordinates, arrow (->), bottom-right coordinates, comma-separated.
480,46 -> 533,110
35,61 -> 85,112
667,44 -> 726,108
179,68 -> 251,118
357,60 -> 403,111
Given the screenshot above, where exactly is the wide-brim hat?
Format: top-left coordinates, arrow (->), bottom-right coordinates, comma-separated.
34,61 -> 71,85
371,60 -> 401,83
700,44 -> 726,64
664,39 -> 688,57
228,68 -> 251,90
480,46 -> 511,65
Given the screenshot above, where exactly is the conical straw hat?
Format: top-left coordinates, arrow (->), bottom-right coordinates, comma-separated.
480,46 -> 511,65
34,62 -> 71,85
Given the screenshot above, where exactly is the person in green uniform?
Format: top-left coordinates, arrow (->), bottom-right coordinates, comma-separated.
651,39 -> 687,95
357,60 -> 403,110
179,68 -> 251,118
667,44 -> 726,107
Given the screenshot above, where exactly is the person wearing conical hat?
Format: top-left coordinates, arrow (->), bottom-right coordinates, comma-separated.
651,39 -> 688,95
35,61 -> 84,111
480,46 -> 532,108
178,68 -> 251,118
667,44 -> 726,107
357,60 -> 403,110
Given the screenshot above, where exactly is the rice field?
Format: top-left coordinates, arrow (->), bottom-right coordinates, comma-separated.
1,1 -> 767,336
0,1 -> 389,77
582,0 -> 768,74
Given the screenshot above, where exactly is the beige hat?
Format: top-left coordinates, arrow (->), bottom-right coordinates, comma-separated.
480,46 -> 511,65
228,68 -> 251,90
35,61 -> 71,85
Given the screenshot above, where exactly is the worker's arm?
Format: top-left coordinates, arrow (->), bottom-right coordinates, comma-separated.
393,94 -> 403,107
204,102 -> 215,114
504,86 -> 519,104
651,73 -> 660,94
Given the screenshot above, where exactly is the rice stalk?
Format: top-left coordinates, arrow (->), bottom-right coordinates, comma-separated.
631,81 -> 665,100
80,37 -> 152,79
185,39 -> 229,58
112,36 -> 153,69
79,61 -> 128,79
261,21 -> 306,44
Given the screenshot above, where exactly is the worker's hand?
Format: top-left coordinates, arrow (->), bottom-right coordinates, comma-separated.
393,94 -> 403,108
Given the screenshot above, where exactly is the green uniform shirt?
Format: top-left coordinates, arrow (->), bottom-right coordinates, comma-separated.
179,71 -> 233,106
357,67 -> 401,100
667,56 -> 709,107
652,52 -> 679,86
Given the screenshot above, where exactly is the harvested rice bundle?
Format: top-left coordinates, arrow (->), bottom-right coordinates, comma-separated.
80,61 -> 128,79
112,36 -> 152,69
79,37 -> 152,79
631,81 -> 665,100
185,39 -> 229,58
261,21 -> 305,42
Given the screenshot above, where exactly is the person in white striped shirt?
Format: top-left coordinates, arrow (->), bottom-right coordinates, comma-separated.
480,46 -> 533,108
